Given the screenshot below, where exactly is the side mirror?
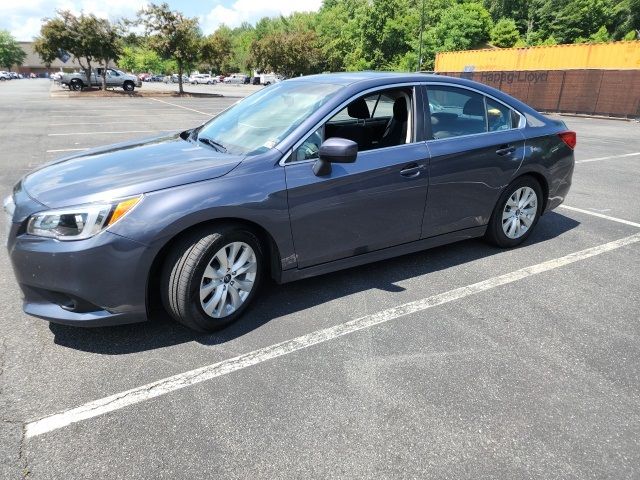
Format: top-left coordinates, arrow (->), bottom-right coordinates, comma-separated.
313,137 -> 358,176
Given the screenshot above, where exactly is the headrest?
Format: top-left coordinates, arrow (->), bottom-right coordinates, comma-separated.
463,97 -> 484,116
393,98 -> 408,122
347,98 -> 370,119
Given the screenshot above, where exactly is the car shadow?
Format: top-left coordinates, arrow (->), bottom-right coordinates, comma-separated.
49,211 -> 579,354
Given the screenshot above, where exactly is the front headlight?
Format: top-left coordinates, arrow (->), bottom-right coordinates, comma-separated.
26,196 -> 142,241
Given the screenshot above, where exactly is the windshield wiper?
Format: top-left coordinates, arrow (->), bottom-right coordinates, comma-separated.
197,136 -> 227,153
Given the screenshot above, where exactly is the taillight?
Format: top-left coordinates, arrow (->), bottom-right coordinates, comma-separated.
558,131 -> 576,149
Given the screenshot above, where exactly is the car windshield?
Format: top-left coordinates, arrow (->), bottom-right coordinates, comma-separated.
196,81 -> 342,156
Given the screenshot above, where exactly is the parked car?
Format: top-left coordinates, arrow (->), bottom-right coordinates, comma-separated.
189,74 -> 215,85
5,72 -> 575,332
0,71 -> 11,81
259,73 -> 283,85
60,68 -> 141,91
9,72 -> 19,79
138,73 -> 151,82
223,73 -> 247,84
165,74 -> 189,83
146,74 -> 163,82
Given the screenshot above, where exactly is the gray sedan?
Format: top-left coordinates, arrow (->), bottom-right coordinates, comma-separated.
5,72 -> 575,332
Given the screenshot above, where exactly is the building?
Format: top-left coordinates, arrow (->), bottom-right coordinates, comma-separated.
16,42 -> 113,76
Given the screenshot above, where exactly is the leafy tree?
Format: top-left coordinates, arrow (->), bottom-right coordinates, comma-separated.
94,19 -> 123,90
34,11 -> 106,89
491,18 -> 521,47
551,0 -> 612,43
589,25 -> 610,41
0,30 -> 26,70
251,30 -> 321,76
433,3 -> 493,51
138,3 -> 202,93
201,26 -> 233,73
612,0 -> 640,39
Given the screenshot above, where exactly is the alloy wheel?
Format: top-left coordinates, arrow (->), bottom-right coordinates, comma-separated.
199,242 -> 257,319
501,186 -> 538,239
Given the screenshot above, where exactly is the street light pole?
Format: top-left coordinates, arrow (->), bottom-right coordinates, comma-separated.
417,0 -> 425,71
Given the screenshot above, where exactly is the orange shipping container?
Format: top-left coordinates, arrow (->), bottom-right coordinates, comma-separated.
435,41 -> 640,72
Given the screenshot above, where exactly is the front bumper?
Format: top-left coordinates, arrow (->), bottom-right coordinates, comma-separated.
8,226 -> 150,327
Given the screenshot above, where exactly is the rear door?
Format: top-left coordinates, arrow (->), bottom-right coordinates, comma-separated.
422,84 -> 526,237
285,85 -> 430,268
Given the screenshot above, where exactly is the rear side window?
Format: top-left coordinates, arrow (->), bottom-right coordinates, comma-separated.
426,86 -> 486,139
426,86 -> 520,139
486,97 -> 514,132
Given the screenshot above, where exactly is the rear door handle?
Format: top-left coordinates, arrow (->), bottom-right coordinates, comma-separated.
496,144 -> 516,156
400,163 -> 423,177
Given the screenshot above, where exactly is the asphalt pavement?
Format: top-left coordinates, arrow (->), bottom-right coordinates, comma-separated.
1,78 -> 639,479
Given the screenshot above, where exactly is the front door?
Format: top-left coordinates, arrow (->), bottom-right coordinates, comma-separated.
285,86 -> 430,269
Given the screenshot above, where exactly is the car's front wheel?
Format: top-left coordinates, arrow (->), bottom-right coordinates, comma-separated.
123,81 -> 135,92
161,226 -> 263,332
485,176 -> 543,248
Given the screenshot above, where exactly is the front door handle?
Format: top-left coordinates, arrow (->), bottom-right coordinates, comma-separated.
496,144 -> 516,156
400,163 -> 423,178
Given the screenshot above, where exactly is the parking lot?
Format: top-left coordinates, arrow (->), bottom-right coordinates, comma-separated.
1,78 -> 639,479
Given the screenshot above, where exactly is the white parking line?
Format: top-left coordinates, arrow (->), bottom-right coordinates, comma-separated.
576,152 -> 640,164
50,113 -> 204,118
50,121 -> 195,126
559,205 -> 640,228
24,231 -> 640,439
48,130 -> 164,136
46,148 -> 88,153
149,97 -> 213,116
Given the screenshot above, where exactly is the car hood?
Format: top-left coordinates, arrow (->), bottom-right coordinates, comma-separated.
22,133 -> 243,208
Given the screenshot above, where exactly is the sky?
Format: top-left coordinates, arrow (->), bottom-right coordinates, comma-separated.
0,0 -> 324,41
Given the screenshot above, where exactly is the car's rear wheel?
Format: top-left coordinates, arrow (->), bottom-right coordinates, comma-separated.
485,176 -> 543,248
70,79 -> 83,91
123,81 -> 135,92
161,226 -> 263,332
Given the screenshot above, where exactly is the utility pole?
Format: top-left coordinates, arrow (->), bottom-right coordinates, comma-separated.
417,0 -> 426,71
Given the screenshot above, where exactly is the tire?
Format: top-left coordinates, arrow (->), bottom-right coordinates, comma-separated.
161,226 -> 264,332
123,81 -> 135,92
484,175 -> 543,248
70,79 -> 83,91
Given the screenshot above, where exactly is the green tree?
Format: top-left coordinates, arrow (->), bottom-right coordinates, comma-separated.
138,3 -> 202,93
612,0 -> 640,39
34,11 -> 106,88
589,25 -> 610,41
201,26 -> 233,73
0,30 -> 26,70
491,18 -> 521,47
433,3 -> 493,51
251,29 -> 321,76
551,0 -> 612,43
94,18 -> 123,90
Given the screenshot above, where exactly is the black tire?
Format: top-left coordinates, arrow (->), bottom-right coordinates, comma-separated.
70,79 -> 83,91
484,175 -> 543,248
123,81 -> 135,92
161,226 -> 264,332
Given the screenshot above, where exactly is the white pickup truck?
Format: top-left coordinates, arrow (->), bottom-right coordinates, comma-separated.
60,68 -> 142,91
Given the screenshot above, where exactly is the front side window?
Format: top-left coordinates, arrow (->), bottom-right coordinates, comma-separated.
292,87 -> 413,161
196,81 -> 342,156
